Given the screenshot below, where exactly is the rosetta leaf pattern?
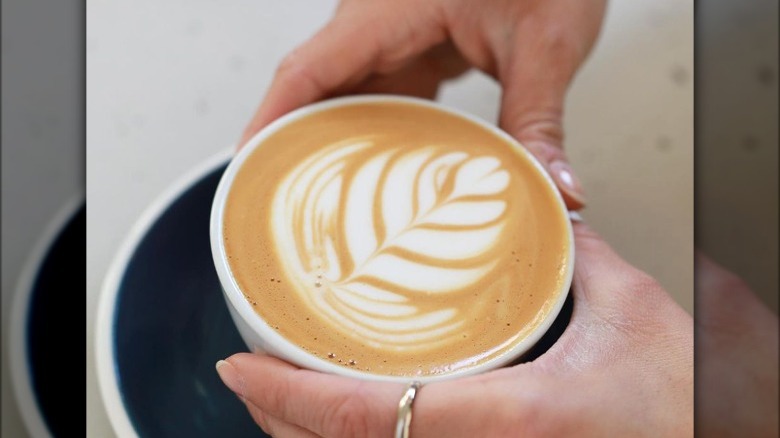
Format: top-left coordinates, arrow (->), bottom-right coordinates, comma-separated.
273,141 -> 513,348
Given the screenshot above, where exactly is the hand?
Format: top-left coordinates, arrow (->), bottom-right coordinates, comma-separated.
240,0 -> 608,210
216,222 -> 694,437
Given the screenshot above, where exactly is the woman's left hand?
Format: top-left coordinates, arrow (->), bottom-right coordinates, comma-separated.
217,222 -> 694,437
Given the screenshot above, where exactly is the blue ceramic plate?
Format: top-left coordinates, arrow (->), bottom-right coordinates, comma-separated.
10,197 -> 85,438
95,151 -> 268,437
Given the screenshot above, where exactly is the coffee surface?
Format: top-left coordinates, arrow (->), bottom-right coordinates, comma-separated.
224,101 -> 570,376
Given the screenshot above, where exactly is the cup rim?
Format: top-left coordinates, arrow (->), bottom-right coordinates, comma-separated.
8,194 -> 84,438
210,94 -> 575,383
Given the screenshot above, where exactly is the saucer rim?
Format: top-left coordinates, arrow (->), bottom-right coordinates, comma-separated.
9,194 -> 85,438
94,149 -> 233,438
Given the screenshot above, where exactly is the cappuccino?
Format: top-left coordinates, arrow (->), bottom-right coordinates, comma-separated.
223,100 -> 571,376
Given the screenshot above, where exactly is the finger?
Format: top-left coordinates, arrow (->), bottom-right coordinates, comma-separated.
218,354 -> 518,438
495,3 -> 605,210
240,4 -> 447,147
407,372 -> 536,438
245,405 -> 322,438
216,354 -> 403,437
498,54 -> 583,210
350,42 -> 470,99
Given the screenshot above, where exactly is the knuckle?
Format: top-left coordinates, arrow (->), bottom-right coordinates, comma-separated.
276,51 -> 300,74
511,110 -> 564,144
323,384 -> 373,438
611,271 -> 665,318
522,14 -> 585,66
611,271 -> 675,332
248,406 -> 273,436
627,271 -> 665,296
276,51 -> 305,76
542,24 -> 581,59
276,50 -> 320,89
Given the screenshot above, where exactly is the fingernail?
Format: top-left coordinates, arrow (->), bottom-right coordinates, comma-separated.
216,359 -> 244,400
549,160 -> 587,208
568,211 -> 584,222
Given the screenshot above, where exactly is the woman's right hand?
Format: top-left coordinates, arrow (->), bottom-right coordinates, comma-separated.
240,0 -> 608,211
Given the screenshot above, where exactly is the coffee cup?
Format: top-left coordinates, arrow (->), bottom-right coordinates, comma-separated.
210,95 -> 574,383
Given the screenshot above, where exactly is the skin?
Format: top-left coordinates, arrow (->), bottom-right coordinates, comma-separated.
216,249 -> 780,437
220,0 -> 778,435
238,0 -> 609,210
217,221 -> 695,437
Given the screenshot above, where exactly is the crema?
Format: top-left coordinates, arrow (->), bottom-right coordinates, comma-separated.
223,101 -> 570,376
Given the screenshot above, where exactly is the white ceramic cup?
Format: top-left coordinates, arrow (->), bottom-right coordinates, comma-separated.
210,95 -> 574,383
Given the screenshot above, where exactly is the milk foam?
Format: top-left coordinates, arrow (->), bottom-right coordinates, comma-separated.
271,137 -> 514,351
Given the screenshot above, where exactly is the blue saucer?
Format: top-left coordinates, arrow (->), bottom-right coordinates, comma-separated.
96,154 -> 269,437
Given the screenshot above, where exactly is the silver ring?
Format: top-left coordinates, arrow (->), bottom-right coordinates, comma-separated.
395,381 -> 422,438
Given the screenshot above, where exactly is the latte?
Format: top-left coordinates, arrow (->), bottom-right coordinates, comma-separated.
223,100 -> 571,376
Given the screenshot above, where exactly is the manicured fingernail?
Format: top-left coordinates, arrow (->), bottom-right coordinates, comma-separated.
549,160 -> 587,207
216,360 -> 244,400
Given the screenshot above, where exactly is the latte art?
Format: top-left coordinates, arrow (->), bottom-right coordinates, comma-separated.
222,101 -> 571,376
272,139 -> 518,351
